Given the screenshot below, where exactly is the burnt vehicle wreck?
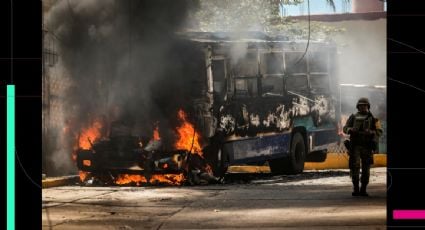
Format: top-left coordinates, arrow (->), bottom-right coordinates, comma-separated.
76,116 -> 217,185
76,32 -> 341,182
76,121 -> 183,174
77,138 -> 188,181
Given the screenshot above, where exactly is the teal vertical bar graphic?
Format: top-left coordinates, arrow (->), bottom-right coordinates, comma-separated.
7,85 -> 15,230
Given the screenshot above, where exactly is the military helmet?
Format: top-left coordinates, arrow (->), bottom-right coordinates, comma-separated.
356,97 -> 370,109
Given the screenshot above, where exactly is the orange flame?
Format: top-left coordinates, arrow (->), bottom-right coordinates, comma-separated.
83,160 -> 91,167
79,171 -> 90,182
153,124 -> 161,141
175,109 -> 202,155
115,173 -> 185,186
79,121 -> 103,150
115,174 -> 147,186
151,174 -> 185,185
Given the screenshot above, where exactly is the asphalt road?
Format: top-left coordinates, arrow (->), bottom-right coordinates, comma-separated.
42,167 -> 387,229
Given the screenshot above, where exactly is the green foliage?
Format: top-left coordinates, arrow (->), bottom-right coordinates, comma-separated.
272,20 -> 346,40
187,0 -> 283,32
186,0 -> 345,40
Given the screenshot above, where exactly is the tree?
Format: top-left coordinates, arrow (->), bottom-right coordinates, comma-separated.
186,0 -> 346,40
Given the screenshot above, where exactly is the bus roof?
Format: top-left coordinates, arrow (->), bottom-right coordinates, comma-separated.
176,31 -> 333,45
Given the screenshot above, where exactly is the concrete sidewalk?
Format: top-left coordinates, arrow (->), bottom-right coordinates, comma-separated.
43,168 -> 386,229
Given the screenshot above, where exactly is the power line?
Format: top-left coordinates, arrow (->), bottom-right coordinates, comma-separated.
292,0 -> 311,68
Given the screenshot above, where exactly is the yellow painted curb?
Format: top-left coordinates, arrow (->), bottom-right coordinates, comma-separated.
42,175 -> 80,188
305,153 -> 387,170
228,153 -> 387,173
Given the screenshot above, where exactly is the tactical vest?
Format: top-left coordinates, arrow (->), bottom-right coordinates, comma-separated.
350,112 -> 376,147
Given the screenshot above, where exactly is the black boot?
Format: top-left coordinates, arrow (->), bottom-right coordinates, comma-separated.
360,184 -> 368,196
352,177 -> 360,196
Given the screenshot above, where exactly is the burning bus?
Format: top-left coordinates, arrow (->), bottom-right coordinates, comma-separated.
75,32 -> 341,184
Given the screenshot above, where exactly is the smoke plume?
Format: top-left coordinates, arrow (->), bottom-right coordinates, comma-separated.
44,0 -> 201,175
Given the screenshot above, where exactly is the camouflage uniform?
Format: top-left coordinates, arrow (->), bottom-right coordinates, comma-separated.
343,98 -> 383,196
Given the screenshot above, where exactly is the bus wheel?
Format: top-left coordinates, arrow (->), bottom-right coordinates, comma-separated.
269,132 -> 306,174
214,148 -> 229,178
287,132 -> 306,174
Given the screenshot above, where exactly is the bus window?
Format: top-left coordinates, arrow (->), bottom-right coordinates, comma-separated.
285,52 -> 307,74
310,74 -> 330,94
234,78 -> 258,98
233,53 -> 258,77
262,76 -> 284,97
309,52 -> 328,73
212,59 -> 226,100
286,75 -> 308,94
261,53 -> 283,75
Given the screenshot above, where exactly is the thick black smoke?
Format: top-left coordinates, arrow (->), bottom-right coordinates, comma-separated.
45,0 -> 204,175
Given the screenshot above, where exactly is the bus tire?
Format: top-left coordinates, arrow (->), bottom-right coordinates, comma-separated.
269,132 -> 306,174
214,148 -> 229,178
287,132 -> 306,174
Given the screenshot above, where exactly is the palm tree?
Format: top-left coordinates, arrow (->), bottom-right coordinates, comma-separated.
325,0 -> 338,12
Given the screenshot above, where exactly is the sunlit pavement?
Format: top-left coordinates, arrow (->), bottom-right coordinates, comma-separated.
42,167 -> 386,229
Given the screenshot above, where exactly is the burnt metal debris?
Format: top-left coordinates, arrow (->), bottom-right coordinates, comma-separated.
76,119 -> 219,185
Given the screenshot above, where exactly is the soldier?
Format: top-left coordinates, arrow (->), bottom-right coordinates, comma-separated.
343,97 -> 383,196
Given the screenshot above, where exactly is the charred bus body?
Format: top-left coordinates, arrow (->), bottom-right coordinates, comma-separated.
76,32 -> 340,178
189,32 -> 340,176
